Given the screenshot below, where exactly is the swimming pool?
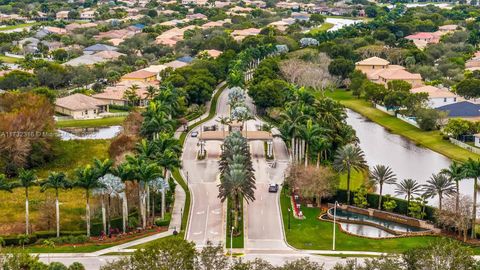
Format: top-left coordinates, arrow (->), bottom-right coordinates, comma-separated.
339,223 -> 396,238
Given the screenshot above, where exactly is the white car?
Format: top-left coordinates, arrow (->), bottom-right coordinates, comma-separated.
191,131 -> 199,137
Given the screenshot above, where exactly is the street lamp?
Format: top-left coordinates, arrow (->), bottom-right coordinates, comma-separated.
287,208 -> 291,230
332,201 -> 339,251
230,226 -> 234,262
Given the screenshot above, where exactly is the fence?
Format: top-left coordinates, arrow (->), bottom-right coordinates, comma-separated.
449,138 -> 480,155
374,104 -> 395,115
397,114 -> 420,128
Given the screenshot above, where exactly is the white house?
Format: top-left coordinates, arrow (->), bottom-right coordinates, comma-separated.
410,85 -> 459,108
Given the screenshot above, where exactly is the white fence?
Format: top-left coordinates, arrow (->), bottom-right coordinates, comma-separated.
396,114 -> 420,129
449,138 -> 480,155
374,104 -> 395,116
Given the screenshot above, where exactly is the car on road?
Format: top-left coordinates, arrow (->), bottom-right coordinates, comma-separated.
268,183 -> 279,193
191,131 -> 199,137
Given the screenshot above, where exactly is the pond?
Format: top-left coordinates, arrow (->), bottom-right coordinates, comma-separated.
339,222 -> 395,238
345,109 -> 476,206
58,126 -> 122,140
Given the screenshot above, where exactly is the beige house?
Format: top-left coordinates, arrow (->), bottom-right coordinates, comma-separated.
56,11 -> 69,20
55,94 -> 108,119
121,70 -> 158,82
93,81 -> 154,106
356,56 -> 423,87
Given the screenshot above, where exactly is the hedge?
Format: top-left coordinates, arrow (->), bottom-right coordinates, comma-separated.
325,189 -> 436,223
90,211 -> 139,236
0,231 -> 86,246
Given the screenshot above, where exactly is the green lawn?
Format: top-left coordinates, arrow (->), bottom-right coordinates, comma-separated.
0,22 -> 37,32
26,243 -> 115,253
0,55 -> 20,63
308,23 -> 334,34
56,117 -> 126,128
280,188 -> 480,253
0,140 -> 110,234
226,198 -> 244,249
325,90 -> 480,162
338,170 -> 368,190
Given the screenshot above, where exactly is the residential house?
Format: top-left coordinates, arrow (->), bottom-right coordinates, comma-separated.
214,1 -> 231,8
93,81 -> 155,106
437,101 -> 480,120
405,32 -> 444,49
56,11 -> 70,20
92,50 -> 126,60
65,22 -> 98,32
83,44 -> 118,54
410,85 -> 458,108
80,9 -> 96,20
200,49 -> 222,58
244,0 -> 266,8
16,37 -> 40,54
164,60 -> 188,69
231,28 -> 261,41
142,64 -> 168,80
63,54 -> 106,66
182,0 -> 208,5
291,12 -> 310,22
356,56 -> 423,87
438,24 -> 460,33
121,69 -> 157,82
55,93 -> 108,119
276,1 -> 300,9
186,13 -> 208,20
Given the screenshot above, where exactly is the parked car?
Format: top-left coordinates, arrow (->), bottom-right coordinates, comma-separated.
268,183 -> 279,193
191,131 -> 199,137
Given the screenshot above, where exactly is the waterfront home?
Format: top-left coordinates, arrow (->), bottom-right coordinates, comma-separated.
55,93 -> 109,119
355,57 -> 423,87
410,85 -> 458,108
93,81 -> 155,107
437,101 -> 480,120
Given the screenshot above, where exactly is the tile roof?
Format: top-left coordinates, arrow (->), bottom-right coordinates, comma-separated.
121,70 -> 157,79
56,93 -> 107,110
355,56 -> 390,66
410,85 -> 457,98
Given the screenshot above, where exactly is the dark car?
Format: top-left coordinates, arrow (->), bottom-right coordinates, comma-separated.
268,183 -> 279,193
191,131 -> 199,137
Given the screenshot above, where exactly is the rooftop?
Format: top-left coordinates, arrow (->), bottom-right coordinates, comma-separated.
56,93 -> 107,111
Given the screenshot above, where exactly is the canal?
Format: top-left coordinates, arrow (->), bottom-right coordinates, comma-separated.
346,109 -> 475,205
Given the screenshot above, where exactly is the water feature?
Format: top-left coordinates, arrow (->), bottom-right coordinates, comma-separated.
345,109 -> 476,205
58,126 -> 122,140
329,208 -> 428,233
339,223 -> 395,238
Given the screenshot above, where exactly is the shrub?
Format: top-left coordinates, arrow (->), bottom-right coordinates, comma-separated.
68,262 -> 85,270
48,262 -> 68,270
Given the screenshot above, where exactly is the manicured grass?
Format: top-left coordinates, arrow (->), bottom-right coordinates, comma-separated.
0,55 -> 19,63
308,23 -> 334,34
0,140 -> 110,233
0,22 -> 37,31
325,90 -> 480,162
26,243 -> 115,253
279,188 -> 480,253
338,170 -> 368,190
226,197 -> 244,249
56,117 -> 126,128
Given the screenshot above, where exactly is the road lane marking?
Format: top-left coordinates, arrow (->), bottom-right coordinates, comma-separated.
193,231 -> 202,235
210,230 -> 219,235
196,211 -> 205,215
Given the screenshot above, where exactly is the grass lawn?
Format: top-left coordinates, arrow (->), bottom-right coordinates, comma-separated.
0,55 -> 19,63
308,23 -> 334,34
0,22 -> 37,31
226,198 -> 244,249
0,140 -> 110,234
280,188 -> 480,253
56,117 -> 126,128
26,243 -> 115,253
325,90 -> 480,162
338,170 -> 368,190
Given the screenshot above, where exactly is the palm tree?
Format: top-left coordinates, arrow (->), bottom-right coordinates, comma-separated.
145,85 -> 158,100
279,105 -> 307,163
369,165 -> 397,210
395,179 -> 422,215
113,163 -> 134,233
17,169 -> 37,235
74,165 -> 103,237
423,173 -> 456,211
333,144 -> 368,205
312,135 -> 331,167
40,172 -> 71,237
123,84 -> 140,106
299,119 -> 324,167
441,161 -> 465,213
462,158 -> 480,238
216,116 -> 231,138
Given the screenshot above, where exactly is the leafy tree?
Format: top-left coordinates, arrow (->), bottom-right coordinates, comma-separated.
353,184 -> 368,208
415,108 -> 444,131
328,58 -> 355,79
382,195 -> 397,212
0,70 -> 38,90
443,118 -> 479,139
455,78 -> 480,99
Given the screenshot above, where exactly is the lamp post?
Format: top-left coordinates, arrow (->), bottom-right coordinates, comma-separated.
332,201 -> 338,251
287,208 -> 291,230
230,226 -> 234,262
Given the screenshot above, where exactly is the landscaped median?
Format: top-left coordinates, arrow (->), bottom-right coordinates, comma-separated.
280,187 -> 480,254
326,90 -> 480,162
226,198 -> 244,249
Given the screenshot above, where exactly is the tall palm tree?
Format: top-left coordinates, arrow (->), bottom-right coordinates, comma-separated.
17,169 -> 37,235
313,135 -> 331,167
216,116 -> 231,138
395,178 -> 422,215
370,165 -> 397,210
299,119 -> 324,167
145,86 -> 158,100
279,105 -> 307,163
441,161 -> 465,213
40,172 -> 71,237
74,165 -> 103,237
462,158 -> 480,238
423,173 -> 456,211
113,163 -> 134,233
333,144 -> 368,205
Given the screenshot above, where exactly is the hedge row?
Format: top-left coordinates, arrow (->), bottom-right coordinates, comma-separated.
1,231 -> 86,246
325,189 -> 436,222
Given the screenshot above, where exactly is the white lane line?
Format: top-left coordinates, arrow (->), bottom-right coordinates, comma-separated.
211,209 -> 221,214
204,205 -> 210,242
193,231 -> 202,235
197,211 -> 205,215
210,230 -> 219,235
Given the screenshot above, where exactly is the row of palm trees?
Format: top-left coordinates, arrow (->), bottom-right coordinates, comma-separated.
0,84 -> 184,239
218,131 -> 256,233
279,87 -> 357,168
332,142 -> 480,238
